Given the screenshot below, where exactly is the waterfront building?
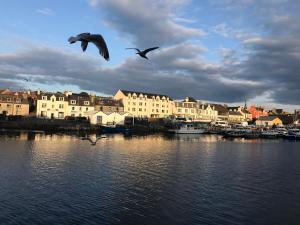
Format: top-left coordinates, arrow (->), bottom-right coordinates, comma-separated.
228,111 -> 244,123
36,93 -> 68,119
255,116 -> 283,127
85,111 -> 131,125
228,106 -> 252,122
249,105 -> 268,120
173,97 -> 199,120
67,93 -> 95,117
94,97 -> 124,113
114,89 -> 174,118
197,104 -> 218,121
0,94 -> 29,116
210,104 -> 229,121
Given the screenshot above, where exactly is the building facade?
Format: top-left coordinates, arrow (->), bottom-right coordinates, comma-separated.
67,94 -> 95,117
114,90 -> 174,118
36,93 -> 68,119
0,94 -> 29,116
255,116 -> 283,127
173,97 -> 199,120
94,97 -> 124,113
249,105 -> 268,120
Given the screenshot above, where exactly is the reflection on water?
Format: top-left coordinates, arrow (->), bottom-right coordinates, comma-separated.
0,132 -> 300,225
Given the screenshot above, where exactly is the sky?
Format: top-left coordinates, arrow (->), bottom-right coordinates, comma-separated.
0,0 -> 300,111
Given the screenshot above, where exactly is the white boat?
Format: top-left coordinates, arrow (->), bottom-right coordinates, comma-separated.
169,124 -> 205,134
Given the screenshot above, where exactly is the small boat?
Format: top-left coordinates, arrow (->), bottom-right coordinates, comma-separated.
244,130 -> 261,139
223,130 -> 246,138
283,130 -> 300,140
260,130 -> 279,139
168,123 -> 205,134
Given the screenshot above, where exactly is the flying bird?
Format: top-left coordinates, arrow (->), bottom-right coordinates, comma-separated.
68,33 -> 110,61
82,135 -> 107,145
126,47 -> 159,59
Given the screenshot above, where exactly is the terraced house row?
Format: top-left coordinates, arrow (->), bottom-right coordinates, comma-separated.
4,88 -> 294,124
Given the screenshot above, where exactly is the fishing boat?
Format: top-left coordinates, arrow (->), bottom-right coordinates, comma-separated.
168,123 -> 205,134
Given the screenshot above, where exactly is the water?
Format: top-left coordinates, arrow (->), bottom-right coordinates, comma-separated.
0,133 -> 300,225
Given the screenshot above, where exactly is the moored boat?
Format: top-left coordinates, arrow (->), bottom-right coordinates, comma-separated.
168,123 -> 205,134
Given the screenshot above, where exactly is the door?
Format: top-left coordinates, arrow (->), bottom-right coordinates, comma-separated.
96,116 -> 102,124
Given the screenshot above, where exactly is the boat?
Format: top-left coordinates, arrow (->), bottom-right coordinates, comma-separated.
260,130 -> 279,139
244,130 -> 261,139
223,130 -> 247,138
283,129 -> 300,140
168,123 -> 205,134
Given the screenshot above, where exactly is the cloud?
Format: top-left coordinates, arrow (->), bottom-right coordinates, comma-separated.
88,0 -> 205,46
0,42 -> 266,102
36,8 -> 55,16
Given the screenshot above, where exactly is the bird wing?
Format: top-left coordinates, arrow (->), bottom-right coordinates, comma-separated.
126,48 -> 140,52
81,41 -> 89,52
143,47 -> 159,54
89,34 -> 110,61
68,36 -> 79,43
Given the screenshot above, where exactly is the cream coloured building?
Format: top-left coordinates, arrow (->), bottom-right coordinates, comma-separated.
173,97 -> 218,121
67,93 -> 95,117
0,94 -> 29,116
173,97 -> 199,120
36,93 -> 68,119
198,104 -> 218,121
114,90 -> 174,118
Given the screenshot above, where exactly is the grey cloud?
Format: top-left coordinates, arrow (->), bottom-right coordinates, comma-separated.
88,0 -> 204,46
0,44 -> 264,102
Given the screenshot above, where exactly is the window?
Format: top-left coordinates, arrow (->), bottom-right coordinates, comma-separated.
7,98 -> 11,102
86,108 -> 89,111
72,107 -> 75,110
16,105 -> 21,108
144,109 -> 146,112
42,103 -> 47,108
133,102 -> 136,106
59,104 -> 64,109
128,108 -> 130,111
79,107 -> 82,111
178,109 -> 182,112
145,103 -> 146,106
139,108 -> 142,111
139,102 -> 143,106
51,98 -> 55,102
162,110 -> 165,113
156,109 -> 159,112
71,114 -> 75,117
71,100 -> 76,104
84,101 -> 89,105
42,96 -> 47,100
156,104 -> 159,107
59,97 -> 64,101
132,108 -> 136,112
133,96 -> 137,99
16,98 -> 21,103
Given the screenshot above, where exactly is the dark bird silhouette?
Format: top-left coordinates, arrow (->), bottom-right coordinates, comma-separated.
24,78 -> 29,82
126,47 -> 159,59
82,135 -> 107,145
68,33 -> 109,61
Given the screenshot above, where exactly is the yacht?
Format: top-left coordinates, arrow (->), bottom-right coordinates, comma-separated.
169,123 -> 205,134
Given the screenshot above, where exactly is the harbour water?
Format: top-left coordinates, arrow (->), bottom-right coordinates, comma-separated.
0,133 -> 300,225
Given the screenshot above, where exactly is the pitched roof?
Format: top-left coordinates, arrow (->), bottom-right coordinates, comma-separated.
210,104 -> 229,115
229,111 -> 243,116
257,116 -> 280,121
120,90 -> 172,100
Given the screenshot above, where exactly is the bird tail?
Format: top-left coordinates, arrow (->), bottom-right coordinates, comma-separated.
68,36 -> 78,44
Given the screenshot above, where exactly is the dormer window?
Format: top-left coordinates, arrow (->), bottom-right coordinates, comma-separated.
42,96 -> 47,100
16,98 -> 21,103
84,101 -> 90,105
71,100 -> 76,104
59,97 -> 64,101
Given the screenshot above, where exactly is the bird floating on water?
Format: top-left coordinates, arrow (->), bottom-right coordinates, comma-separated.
126,47 -> 159,59
68,33 -> 110,61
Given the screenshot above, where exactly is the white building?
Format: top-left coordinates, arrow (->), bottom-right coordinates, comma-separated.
85,111 -> 131,125
36,93 -> 68,119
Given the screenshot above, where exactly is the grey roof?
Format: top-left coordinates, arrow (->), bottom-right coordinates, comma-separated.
120,90 -> 173,100
0,94 -> 29,104
257,116 -> 280,121
210,104 -> 229,115
229,111 -> 243,116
